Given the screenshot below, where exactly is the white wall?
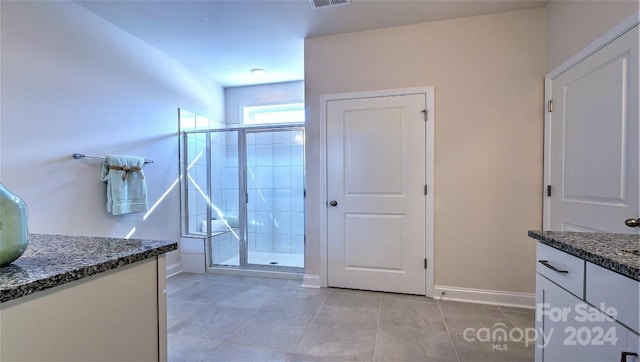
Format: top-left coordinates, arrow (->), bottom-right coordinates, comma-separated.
546,0 -> 639,72
224,81 -> 304,126
305,8 -> 546,296
0,1 -> 224,268
0,0 -> 2,182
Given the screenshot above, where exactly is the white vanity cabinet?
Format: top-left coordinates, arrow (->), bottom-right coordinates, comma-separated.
0,234 -> 176,362
0,256 -> 169,362
535,243 -> 640,362
536,274 -> 635,361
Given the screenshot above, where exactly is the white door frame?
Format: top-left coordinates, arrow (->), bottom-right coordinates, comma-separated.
318,86 -> 435,297
543,11 -> 640,230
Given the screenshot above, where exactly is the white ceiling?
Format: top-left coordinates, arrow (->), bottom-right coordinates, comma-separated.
76,0 -> 548,88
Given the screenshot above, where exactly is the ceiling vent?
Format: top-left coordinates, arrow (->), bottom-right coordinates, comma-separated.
309,0 -> 351,10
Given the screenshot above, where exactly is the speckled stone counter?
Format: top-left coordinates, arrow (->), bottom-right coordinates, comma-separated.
528,230 -> 640,281
0,233 -> 177,303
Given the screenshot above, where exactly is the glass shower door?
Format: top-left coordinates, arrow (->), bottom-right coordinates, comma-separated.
246,129 -> 305,268
181,115 -> 306,272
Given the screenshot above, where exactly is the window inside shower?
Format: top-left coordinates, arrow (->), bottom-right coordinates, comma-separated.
179,109 -> 305,272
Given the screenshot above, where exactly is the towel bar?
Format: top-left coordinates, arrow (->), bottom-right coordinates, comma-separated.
72,153 -> 154,164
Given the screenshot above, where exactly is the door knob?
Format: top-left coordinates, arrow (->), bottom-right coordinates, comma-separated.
329,200 -> 338,207
624,218 -> 640,227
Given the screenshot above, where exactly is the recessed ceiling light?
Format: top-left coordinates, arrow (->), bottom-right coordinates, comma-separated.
251,68 -> 266,76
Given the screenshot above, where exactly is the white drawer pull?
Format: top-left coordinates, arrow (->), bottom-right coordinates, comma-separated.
538,260 -> 568,274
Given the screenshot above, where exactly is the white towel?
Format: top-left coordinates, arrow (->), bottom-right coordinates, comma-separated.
100,154 -> 149,215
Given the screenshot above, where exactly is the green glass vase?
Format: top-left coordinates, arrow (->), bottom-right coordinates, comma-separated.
0,182 -> 28,267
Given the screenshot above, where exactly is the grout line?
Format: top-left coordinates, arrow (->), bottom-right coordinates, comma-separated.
201,340 -> 224,362
289,289 -> 330,357
436,301 -> 461,362
496,305 -> 511,323
496,305 -> 519,331
372,294 -> 382,361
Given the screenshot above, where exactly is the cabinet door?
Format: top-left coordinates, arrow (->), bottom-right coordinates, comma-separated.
586,261 -> 639,334
537,274 -> 629,362
0,259 -> 160,361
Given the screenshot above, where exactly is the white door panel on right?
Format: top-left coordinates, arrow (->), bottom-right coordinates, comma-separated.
548,26 -> 639,233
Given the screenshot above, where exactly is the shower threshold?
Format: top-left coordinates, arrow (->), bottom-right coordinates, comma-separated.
207,264 -> 303,280
209,251 -> 304,279
219,251 -> 304,269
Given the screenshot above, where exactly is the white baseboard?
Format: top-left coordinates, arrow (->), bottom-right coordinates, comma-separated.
302,274 -> 321,288
166,262 -> 182,278
434,285 -> 535,309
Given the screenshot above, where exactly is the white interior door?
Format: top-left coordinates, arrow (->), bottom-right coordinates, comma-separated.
546,26 -> 639,233
326,92 -> 429,295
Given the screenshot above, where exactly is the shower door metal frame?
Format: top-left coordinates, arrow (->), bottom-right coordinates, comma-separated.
179,128 -> 215,239
197,124 -> 305,272
240,125 -> 305,270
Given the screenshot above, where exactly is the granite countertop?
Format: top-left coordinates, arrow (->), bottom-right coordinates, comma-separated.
528,230 -> 640,281
0,233 -> 177,303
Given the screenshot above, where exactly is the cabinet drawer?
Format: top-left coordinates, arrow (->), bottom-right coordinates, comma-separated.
537,243 -> 585,298
586,262 -> 640,334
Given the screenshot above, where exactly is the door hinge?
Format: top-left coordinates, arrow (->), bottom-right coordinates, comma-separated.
424,185 -> 428,195
547,100 -> 553,113
547,185 -> 552,197
421,109 -> 428,121
424,258 -> 428,269
246,192 -> 249,203
303,189 -> 306,198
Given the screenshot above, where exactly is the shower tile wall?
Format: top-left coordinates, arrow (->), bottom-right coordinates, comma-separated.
186,132 -> 208,235
211,130 -> 239,264
179,112 -> 224,131
179,109 -> 226,237
222,132 -> 239,218
247,130 -> 304,256
211,231 -> 237,264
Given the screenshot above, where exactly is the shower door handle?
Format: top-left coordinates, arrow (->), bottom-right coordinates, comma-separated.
329,200 -> 338,207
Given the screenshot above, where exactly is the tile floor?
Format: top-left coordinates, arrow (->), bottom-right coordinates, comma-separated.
167,273 -> 535,362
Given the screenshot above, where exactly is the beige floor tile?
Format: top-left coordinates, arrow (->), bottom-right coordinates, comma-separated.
168,333 -> 220,362
450,333 -> 534,361
167,273 -> 536,362
204,343 -> 291,361
228,309 -> 315,352
379,297 -> 447,331
374,325 -> 458,361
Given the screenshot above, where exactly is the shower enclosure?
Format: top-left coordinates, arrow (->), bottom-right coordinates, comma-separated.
179,110 -> 305,272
